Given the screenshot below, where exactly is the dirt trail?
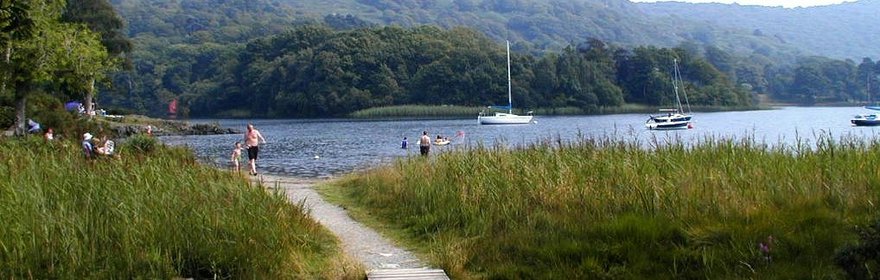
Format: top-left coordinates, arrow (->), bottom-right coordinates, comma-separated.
254,175 -> 426,270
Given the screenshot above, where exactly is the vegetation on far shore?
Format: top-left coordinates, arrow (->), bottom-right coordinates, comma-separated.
348,104 -> 772,119
0,135 -> 361,279
322,134 -> 880,279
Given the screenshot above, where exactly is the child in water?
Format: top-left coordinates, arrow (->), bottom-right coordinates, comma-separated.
231,141 -> 243,172
401,137 -> 408,149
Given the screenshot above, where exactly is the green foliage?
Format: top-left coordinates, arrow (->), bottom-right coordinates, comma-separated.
115,24 -> 748,118
93,0 -> 876,116
0,139 -> 350,278
835,219 -> 880,279
0,106 -> 13,128
325,134 -> 880,278
121,133 -> 157,154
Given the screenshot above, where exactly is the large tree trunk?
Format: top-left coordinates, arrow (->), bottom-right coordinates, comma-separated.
84,78 -> 95,117
14,83 -> 28,136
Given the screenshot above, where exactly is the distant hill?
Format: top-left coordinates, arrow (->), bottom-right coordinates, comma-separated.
637,0 -> 880,60
272,0 -> 798,58
109,0 -> 302,43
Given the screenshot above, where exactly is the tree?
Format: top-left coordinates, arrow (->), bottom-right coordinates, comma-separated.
2,0 -> 112,135
62,0 -> 131,115
1,0 -> 35,92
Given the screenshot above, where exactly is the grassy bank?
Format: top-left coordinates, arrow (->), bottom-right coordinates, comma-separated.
0,136 -> 361,279
322,134 -> 879,279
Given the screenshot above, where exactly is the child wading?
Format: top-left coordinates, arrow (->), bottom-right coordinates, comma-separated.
231,142 -> 243,173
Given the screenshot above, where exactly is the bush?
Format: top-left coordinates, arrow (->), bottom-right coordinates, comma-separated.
0,106 -> 14,129
835,220 -> 880,279
121,133 -> 160,155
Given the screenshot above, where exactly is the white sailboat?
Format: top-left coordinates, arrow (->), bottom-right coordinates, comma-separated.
478,41 -> 534,125
852,72 -> 880,126
646,59 -> 693,130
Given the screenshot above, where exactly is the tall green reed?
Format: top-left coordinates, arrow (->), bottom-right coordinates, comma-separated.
0,136 -> 354,279
328,133 -> 879,278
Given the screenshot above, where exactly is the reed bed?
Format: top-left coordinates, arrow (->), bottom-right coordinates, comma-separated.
0,136 -> 359,279
349,105 -> 485,118
326,133 -> 880,279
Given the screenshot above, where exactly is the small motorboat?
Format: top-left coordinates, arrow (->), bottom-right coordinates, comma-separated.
851,113 -> 880,126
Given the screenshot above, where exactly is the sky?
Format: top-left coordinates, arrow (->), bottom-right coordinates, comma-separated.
630,0 -> 857,8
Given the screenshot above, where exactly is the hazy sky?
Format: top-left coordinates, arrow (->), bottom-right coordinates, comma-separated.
631,0 -> 856,8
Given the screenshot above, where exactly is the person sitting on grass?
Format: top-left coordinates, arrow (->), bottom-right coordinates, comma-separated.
94,135 -> 115,157
82,133 -> 95,159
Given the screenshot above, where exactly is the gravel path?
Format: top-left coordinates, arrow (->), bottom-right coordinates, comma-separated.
254,175 -> 426,270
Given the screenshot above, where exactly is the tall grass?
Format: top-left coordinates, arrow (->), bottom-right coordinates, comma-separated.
325,133 -> 880,279
0,136 -> 360,279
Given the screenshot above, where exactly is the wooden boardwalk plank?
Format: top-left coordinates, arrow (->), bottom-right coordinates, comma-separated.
367,268 -> 450,280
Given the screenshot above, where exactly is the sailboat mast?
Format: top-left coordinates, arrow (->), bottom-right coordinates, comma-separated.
672,59 -> 692,114
672,59 -> 683,113
506,40 -> 512,114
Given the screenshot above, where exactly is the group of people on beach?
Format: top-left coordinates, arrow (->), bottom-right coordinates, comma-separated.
231,123 -> 266,175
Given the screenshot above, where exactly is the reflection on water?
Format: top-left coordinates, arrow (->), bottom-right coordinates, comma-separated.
160,107 -> 880,178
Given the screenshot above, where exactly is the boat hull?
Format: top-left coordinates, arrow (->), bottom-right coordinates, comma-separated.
646,122 -> 690,130
852,115 -> 880,126
646,113 -> 692,130
478,113 -> 533,125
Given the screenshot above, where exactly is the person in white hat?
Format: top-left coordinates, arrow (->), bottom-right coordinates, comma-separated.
82,133 -> 94,159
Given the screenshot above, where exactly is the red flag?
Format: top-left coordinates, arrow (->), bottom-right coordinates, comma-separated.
168,98 -> 178,114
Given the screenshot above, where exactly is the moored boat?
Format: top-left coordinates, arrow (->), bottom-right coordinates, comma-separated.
851,113 -> 880,126
646,110 -> 693,130
646,59 -> 693,130
478,41 -> 534,125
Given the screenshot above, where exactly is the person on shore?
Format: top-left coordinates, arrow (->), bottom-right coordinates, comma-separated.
82,133 -> 94,159
95,135 -> 115,156
244,123 -> 267,175
401,137 -> 408,149
231,141 -> 243,173
419,131 -> 431,156
44,128 -> 54,141
27,119 -> 41,134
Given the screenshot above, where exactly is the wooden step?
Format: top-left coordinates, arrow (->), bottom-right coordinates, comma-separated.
367,268 -> 450,280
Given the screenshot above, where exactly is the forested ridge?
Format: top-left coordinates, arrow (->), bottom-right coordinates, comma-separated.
638,0 -> 880,61
182,26 -> 750,118
6,0 -> 880,121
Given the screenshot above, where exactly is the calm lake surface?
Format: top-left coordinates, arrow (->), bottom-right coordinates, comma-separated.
161,107 -> 880,179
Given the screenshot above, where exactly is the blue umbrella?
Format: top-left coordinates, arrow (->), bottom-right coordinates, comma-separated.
65,101 -> 82,111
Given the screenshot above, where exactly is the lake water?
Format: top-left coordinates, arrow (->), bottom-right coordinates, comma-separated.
160,107 -> 880,179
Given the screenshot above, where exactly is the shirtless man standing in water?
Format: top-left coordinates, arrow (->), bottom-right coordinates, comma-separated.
245,123 -> 267,175
419,131 -> 431,156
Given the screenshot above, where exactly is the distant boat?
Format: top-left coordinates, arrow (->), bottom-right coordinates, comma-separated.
851,113 -> 880,126
646,59 -> 693,130
852,73 -> 880,126
478,41 -> 534,125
